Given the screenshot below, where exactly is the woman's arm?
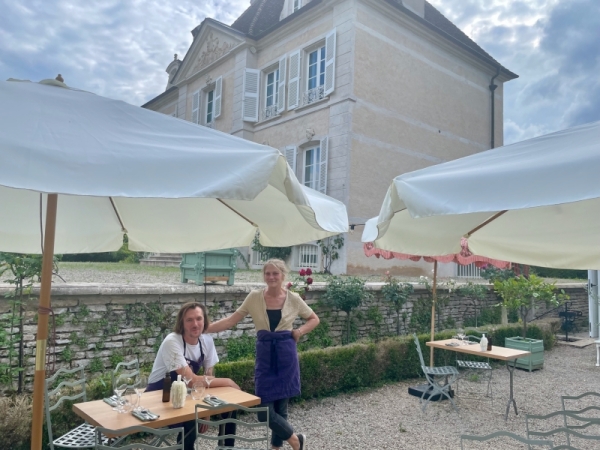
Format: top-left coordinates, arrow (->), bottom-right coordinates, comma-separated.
291,312 -> 320,343
207,311 -> 245,333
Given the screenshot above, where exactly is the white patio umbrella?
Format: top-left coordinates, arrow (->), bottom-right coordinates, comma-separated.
0,79 -> 348,450
362,120 -> 600,270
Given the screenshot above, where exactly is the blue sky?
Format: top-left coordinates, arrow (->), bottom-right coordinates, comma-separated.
0,0 -> 598,145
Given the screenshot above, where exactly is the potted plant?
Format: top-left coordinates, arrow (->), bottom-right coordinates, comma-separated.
493,274 -> 567,371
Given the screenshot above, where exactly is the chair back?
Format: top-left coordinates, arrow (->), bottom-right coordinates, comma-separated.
526,409 -> 600,449
413,333 -> 427,368
195,403 -> 270,449
45,366 -> 87,449
460,431 -> 553,449
111,359 -> 140,390
95,426 -> 184,450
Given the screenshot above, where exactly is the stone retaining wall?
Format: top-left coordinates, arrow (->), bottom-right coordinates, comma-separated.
0,282 -> 587,390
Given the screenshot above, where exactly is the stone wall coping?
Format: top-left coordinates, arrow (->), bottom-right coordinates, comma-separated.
0,280 -> 585,297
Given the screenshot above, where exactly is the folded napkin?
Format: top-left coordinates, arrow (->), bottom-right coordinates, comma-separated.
203,395 -> 228,407
132,410 -> 160,421
103,397 -> 118,407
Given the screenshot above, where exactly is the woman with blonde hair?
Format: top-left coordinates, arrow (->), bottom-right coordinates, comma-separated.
208,258 -> 319,450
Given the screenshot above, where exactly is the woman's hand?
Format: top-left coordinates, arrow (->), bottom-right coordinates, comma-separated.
292,329 -> 303,343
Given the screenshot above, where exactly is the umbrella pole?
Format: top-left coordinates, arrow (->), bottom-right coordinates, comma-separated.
429,260 -> 438,367
31,194 -> 58,450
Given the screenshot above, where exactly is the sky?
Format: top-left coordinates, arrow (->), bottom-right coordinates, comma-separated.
0,0 -> 598,145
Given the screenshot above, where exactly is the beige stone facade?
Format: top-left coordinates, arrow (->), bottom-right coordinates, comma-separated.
143,0 -> 517,276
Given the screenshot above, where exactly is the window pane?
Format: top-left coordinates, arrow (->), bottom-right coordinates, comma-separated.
206,90 -> 213,123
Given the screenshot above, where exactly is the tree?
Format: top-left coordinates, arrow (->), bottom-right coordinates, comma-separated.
317,235 -> 344,274
381,273 -> 413,335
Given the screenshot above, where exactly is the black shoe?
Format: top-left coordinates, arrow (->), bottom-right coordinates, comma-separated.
298,433 -> 307,450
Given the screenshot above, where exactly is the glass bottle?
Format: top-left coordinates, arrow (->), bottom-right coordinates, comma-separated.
480,333 -> 488,352
162,371 -> 172,402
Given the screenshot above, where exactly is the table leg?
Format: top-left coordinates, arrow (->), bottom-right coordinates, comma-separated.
596,342 -> 600,367
504,359 -> 518,420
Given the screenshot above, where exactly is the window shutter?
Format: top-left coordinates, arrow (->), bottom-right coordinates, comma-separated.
324,29 -> 336,96
287,50 -> 301,110
318,137 -> 328,194
242,69 -> 260,122
214,76 -> 222,119
277,55 -> 287,114
285,146 -> 297,173
192,90 -> 200,124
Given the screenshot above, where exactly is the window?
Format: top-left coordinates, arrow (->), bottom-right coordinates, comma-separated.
303,145 -> 321,190
263,68 -> 279,120
308,46 -> 325,91
293,0 -> 301,12
298,244 -> 319,270
456,263 -> 482,279
205,89 -> 214,126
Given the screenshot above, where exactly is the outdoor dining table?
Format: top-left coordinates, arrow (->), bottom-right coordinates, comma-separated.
73,387 -> 261,432
427,338 -> 531,420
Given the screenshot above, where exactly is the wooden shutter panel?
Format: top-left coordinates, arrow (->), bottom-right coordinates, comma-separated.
318,137 -> 328,194
242,69 -> 260,122
287,50 -> 301,110
324,29 -> 336,96
285,146 -> 297,174
277,55 -> 287,114
191,90 -> 200,124
214,76 -> 222,119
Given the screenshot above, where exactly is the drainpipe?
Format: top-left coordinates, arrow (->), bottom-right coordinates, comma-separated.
489,66 -> 501,149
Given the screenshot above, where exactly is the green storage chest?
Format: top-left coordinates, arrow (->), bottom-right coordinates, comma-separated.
180,249 -> 238,285
504,337 -> 544,371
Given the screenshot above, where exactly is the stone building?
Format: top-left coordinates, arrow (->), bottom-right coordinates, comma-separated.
142,0 -> 517,276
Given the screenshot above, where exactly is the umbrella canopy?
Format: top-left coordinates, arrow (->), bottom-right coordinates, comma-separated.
0,79 -> 348,450
0,79 -> 348,253
362,120 -> 600,269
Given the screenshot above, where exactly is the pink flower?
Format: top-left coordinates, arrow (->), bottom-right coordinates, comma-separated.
306,277 -> 313,285
306,268 -> 313,276
385,270 -> 390,276
305,286 -> 310,291
299,269 -> 306,276
286,282 -> 293,289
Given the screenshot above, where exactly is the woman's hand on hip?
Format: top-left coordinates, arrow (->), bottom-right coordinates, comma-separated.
291,329 -> 303,343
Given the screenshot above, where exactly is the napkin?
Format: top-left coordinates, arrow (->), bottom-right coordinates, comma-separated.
103,397 -> 118,407
203,395 -> 228,407
132,410 -> 160,421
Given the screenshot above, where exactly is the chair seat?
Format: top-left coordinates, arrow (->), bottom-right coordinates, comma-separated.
423,365 -> 459,377
457,360 -> 492,370
53,422 -> 102,448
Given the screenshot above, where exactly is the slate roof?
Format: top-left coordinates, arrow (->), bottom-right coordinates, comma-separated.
230,0 -> 516,78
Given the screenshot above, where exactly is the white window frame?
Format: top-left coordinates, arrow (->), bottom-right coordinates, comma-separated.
302,145 -> 321,191
301,137 -> 328,193
297,28 -> 336,107
262,66 -> 280,121
297,244 -> 320,270
205,88 -> 215,126
293,0 -> 302,12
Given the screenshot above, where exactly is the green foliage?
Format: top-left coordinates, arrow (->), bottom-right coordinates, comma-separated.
321,276 -> 372,344
480,265 -> 516,282
251,233 -> 291,261
316,235 -> 344,274
59,234 -> 143,263
457,282 -> 491,328
224,334 -> 256,362
287,268 -> 314,300
89,357 -> 104,373
494,275 -> 568,337
366,306 -> 384,342
0,395 -> 31,450
381,273 -> 413,335
530,266 -> 587,280
409,277 -> 456,334
297,321 -> 333,351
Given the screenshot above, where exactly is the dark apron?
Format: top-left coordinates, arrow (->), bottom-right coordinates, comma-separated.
255,330 -> 301,404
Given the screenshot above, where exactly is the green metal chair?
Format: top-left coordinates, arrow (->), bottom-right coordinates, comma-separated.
455,335 -> 493,402
526,409 -> 600,449
45,366 -> 106,450
460,431 -> 553,449
95,426 -> 184,450
194,403 -> 270,449
412,333 -> 459,412
112,358 -> 141,390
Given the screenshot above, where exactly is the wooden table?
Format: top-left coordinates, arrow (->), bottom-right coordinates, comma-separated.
427,339 -> 531,419
73,387 -> 261,431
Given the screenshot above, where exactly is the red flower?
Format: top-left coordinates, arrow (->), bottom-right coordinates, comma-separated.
305,286 -> 310,291
299,269 -> 306,276
306,268 -> 313,275
306,277 -> 313,285
286,282 -> 293,289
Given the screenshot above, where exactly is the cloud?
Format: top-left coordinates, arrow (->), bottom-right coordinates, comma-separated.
0,0 -> 249,105
429,0 -> 599,144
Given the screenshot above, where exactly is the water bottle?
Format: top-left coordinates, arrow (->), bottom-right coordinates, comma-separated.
480,333 -> 488,352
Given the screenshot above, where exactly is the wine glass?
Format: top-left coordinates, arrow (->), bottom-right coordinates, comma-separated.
191,382 -> 205,401
134,375 -> 147,412
182,373 -> 192,397
113,383 -> 127,411
456,327 -> 466,345
118,389 -> 135,414
204,375 -> 214,391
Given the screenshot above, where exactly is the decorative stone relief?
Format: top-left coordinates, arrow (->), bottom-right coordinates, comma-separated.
305,128 -> 315,141
193,32 -> 234,72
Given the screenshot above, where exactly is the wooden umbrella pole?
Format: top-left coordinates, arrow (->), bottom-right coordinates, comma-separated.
31,194 -> 58,450
429,260 -> 438,367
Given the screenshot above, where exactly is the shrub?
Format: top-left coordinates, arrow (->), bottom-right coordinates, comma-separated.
0,395 -> 31,450
225,334 -> 256,362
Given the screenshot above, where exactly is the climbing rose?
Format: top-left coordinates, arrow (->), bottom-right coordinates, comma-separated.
305,268 -> 313,275
286,282 -> 293,289
299,269 -> 307,276
306,277 -> 313,285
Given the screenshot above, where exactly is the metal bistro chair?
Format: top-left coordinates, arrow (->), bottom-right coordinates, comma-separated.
412,333 -> 459,412
526,409 -> 600,449
95,426 -> 184,450
455,335 -> 493,402
45,366 -> 108,450
112,358 -> 141,390
194,403 -> 270,449
460,431 -> 553,449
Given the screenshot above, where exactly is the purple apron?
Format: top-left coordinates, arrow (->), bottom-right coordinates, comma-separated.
255,330 -> 300,403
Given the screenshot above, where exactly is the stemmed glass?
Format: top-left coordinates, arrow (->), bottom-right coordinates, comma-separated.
204,375 -> 214,391
118,389 -> 135,414
182,373 -> 192,397
113,384 -> 127,412
134,375 -> 147,412
456,328 -> 466,345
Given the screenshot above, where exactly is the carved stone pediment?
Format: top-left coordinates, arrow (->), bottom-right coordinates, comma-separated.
192,32 -> 236,73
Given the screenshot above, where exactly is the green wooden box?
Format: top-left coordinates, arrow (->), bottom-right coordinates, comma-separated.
180,249 -> 238,285
504,336 -> 544,372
